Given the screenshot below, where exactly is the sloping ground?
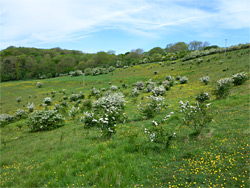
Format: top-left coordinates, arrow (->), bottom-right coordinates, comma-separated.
0,48 -> 249,187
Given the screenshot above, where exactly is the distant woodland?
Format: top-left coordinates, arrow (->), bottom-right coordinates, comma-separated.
0,41 -> 223,82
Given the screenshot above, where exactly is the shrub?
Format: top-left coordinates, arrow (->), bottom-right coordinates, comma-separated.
135,81 -> 145,90
213,78 -> 233,99
93,92 -> 126,110
16,96 -> 22,103
138,95 -> 165,118
69,106 -> 79,120
27,103 -> 35,113
0,114 -> 14,127
15,109 -> 26,119
180,76 -> 188,84
162,80 -> 170,90
80,112 -> 99,129
43,97 -> 52,106
152,85 -> 165,96
232,72 -> 248,85
36,82 -> 43,88
179,100 -> 213,131
165,75 -> 175,86
108,66 -> 115,72
110,85 -> 118,91
91,88 -> 100,96
145,79 -> 156,92
176,75 -> 181,80
145,118 -> 176,148
165,75 -> 172,81
131,88 -> 140,97
84,68 -> 92,76
196,92 -> 210,103
28,110 -> 65,132
200,76 -> 210,85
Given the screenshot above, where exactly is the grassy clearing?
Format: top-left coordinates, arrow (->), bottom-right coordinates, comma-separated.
0,48 -> 249,187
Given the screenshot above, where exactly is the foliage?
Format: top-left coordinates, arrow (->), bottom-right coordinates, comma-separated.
135,81 -> 145,90
180,76 -> 188,84
195,92 -> 210,103
0,114 -> 15,127
27,110 -> 65,132
138,95 -> 165,118
152,85 -> 165,96
80,112 -> 98,129
200,76 -> 210,85
36,82 -> 43,88
179,100 -> 213,131
110,85 -> 118,91
15,109 -> 27,119
69,106 -> 79,120
131,88 -> 140,97
43,97 -> 52,106
232,72 -> 248,85
213,78 -> 233,99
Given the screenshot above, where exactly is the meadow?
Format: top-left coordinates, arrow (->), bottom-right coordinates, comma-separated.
0,48 -> 249,187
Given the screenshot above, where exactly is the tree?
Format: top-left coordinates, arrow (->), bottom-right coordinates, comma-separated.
165,42 -> 188,53
148,47 -> 165,56
188,41 -> 210,50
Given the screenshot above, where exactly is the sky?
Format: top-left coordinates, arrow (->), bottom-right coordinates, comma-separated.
0,0 -> 249,54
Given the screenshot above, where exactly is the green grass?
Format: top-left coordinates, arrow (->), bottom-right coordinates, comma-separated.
0,48 -> 249,187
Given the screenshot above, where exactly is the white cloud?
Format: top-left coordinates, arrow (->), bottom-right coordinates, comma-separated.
0,0 -> 249,49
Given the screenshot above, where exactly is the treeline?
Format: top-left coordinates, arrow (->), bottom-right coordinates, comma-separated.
0,40 -> 241,82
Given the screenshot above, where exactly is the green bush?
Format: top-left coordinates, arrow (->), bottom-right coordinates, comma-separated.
28,110 -> 65,132
232,72 -> 248,85
213,78 -> 233,99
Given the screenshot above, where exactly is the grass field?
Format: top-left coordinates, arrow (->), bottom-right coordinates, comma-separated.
0,48 -> 249,187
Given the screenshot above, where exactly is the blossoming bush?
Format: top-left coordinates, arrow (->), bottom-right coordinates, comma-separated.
131,88 -> 140,97
145,115 -> 176,148
195,92 -> 210,103
138,95 -> 165,118
200,76 -> 210,85
180,76 -> 188,84
91,88 -> 101,96
80,112 -> 99,129
179,100 -> 213,132
213,78 -> 233,99
27,103 -> 35,113
43,97 -> 52,106
15,109 -> 27,119
28,110 -> 65,132
0,114 -> 15,127
69,106 -> 79,120
232,72 -> 248,85
36,82 -> 43,88
165,75 -> 175,86
145,79 -> 156,92
110,85 -> 118,91
152,85 -> 165,96
16,96 -> 22,103
162,80 -> 171,90
135,81 -> 145,90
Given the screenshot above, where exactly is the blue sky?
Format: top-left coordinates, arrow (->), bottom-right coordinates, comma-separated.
0,0 -> 249,54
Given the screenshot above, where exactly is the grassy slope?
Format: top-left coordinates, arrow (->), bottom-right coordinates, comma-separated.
0,48 -> 249,187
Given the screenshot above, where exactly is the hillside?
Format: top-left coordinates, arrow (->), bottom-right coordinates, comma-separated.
0,47 -> 249,187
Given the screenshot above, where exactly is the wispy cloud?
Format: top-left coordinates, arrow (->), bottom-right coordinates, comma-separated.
0,0 -> 249,50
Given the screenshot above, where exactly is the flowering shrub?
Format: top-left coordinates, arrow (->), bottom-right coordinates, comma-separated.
93,92 -> 126,111
145,116 -> 176,148
15,109 -> 26,119
176,75 -> 181,80
91,88 -> 100,96
28,110 -> 65,132
179,100 -> 213,131
69,106 -> 79,119
232,72 -> 248,85
180,76 -> 188,84
27,103 -> 35,112
16,96 -> 22,103
213,78 -> 233,99
165,75 -> 175,86
162,80 -> 170,90
110,85 -> 118,91
0,114 -> 14,127
138,95 -> 165,118
200,76 -> 210,85
152,85 -> 165,96
43,97 -> 52,106
145,79 -> 156,92
80,112 -> 99,129
135,81 -> 145,90
36,82 -> 43,88
196,92 -> 210,103
108,66 -> 115,72
131,88 -> 140,97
